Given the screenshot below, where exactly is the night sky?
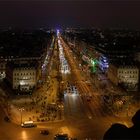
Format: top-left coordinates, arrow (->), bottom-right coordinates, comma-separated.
0,0 -> 140,29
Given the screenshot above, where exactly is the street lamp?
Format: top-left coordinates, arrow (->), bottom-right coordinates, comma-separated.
57,104 -> 64,120
19,107 -> 24,125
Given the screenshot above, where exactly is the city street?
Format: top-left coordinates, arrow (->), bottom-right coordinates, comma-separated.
0,36 -> 139,140
0,1 -> 139,139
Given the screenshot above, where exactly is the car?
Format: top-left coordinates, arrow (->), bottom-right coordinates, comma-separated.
54,133 -> 69,140
87,97 -> 91,101
21,121 -> 37,128
40,130 -> 49,135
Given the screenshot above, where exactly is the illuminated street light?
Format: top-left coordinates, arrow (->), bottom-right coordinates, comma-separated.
19,107 -> 24,124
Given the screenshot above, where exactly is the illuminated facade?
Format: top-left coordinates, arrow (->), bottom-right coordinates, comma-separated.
107,64 -> 139,91
58,39 -> 71,74
6,63 -> 37,92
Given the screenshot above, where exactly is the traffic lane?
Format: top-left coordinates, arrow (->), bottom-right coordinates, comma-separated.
63,93 -> 95,138
64,45 -> 95,92
62,42 -> 103,114
63,93 -> 110,140
74,77 -> 104,117
64,93 -> 85,117
64,91 -> 94,120
63,42 -> 104,117
79,82 -> 108,116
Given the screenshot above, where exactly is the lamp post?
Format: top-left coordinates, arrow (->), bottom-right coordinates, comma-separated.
19,107 -> 24,124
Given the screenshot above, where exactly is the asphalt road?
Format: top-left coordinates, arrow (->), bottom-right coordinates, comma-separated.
0,37 -> 133,140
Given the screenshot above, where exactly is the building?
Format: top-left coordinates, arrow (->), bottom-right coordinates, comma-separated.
0,60 -> 6,79
6,62 -> 37,92
0,29 -> 52,82
107,64 -> 139,91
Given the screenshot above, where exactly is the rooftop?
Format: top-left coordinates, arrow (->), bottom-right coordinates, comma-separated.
0,29 -> 52,58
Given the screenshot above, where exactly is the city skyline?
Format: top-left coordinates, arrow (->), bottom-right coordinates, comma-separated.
0,0 -> 140,29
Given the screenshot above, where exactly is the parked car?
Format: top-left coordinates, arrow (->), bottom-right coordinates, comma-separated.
40,130 -> 49,135
54,133 -> 69,140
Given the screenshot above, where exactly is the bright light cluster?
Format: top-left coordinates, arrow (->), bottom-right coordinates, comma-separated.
57,29 -> 60,37
99,55 -> 109,72
58,39 -> 71,74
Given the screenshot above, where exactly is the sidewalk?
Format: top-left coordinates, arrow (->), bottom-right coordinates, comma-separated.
114,102 -> 140,118
5,70 -> 64,125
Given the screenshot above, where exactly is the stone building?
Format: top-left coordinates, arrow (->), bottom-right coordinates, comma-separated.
107,64 -> 139,91
6,62 -> 37,92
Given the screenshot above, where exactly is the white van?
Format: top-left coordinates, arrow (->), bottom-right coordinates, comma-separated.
21,121 -> 37,128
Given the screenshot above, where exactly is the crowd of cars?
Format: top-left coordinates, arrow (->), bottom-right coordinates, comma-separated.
40,128 -> 72,140
19,121 -> 76,139
64,83 -> 78,95
40,131 -> 76,140
40,130 -> 75,140
40,129 -> 75,140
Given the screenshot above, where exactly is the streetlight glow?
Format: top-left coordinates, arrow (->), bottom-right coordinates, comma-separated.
19,107 -> 24,125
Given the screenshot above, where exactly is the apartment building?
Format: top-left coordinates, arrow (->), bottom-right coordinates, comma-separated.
107,64 -> 139,91
6,62 -> 37,92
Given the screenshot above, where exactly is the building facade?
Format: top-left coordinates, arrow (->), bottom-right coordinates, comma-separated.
107,64 -> 139,91
6,63 -> 37,92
